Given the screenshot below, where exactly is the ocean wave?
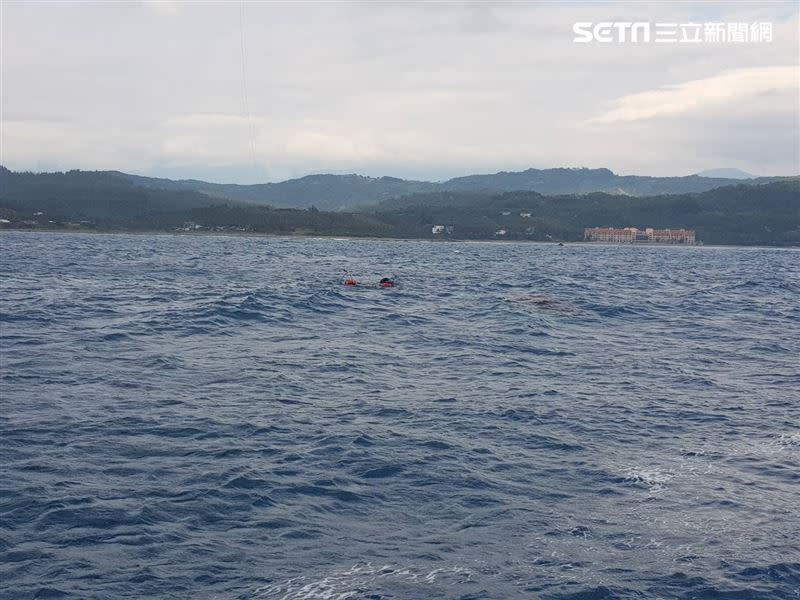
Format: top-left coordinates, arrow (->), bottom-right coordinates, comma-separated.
1,232 -> 798,599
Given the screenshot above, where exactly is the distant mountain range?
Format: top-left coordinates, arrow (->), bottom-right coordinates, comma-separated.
114,171 -> 436,212
695,168 -> 756,180
1,165 -> 798,246
105,167 -> 787,211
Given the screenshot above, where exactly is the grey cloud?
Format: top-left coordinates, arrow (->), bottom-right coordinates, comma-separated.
1,1 -> 798,182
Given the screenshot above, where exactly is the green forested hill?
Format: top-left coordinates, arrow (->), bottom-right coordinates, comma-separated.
115,171 -> 439,211
119,167 -> 790,210
5,165 -> 791,212
1,167 -> 797,245
0,167 -> 220,222
370,180 -> 799,245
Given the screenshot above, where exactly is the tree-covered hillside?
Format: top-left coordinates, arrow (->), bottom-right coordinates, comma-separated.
9,165 -> 791,212
370,181 -> 799,245
0,167 -> 220,222
1,167 -> 797,245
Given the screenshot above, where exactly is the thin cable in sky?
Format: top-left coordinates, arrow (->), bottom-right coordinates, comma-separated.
239,1 -> 258,175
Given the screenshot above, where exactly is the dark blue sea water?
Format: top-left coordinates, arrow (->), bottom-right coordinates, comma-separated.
1,231 -> 799,600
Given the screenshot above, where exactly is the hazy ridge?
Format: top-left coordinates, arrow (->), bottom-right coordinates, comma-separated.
110,166 -> 787,211
1,166 -> 798,245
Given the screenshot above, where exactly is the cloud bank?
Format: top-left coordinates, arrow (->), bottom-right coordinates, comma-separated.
1,1 -> 798,182
589,66 -> 798,124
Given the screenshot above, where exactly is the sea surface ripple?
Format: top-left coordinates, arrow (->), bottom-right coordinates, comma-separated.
1,231 -> 799,600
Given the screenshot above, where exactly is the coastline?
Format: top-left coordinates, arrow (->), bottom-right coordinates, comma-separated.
1,227 -> 797,249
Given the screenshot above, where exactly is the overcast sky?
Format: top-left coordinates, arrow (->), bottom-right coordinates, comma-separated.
1,1 -> 798,183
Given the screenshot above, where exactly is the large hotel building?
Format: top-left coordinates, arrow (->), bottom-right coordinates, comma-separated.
584,227 -> 696,244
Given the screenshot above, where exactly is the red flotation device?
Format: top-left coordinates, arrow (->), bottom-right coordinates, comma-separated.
344,278 -> 358,286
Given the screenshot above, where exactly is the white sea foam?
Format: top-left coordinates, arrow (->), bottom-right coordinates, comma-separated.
725,431 -> 800,457
251,562 -> 473,599
623,468 -> 675,492
775,432 -> 800,448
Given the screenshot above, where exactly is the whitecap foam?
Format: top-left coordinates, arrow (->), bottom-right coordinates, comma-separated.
251,562 -> 473,599
623,468 -> 675,492
775,432 -> 800,448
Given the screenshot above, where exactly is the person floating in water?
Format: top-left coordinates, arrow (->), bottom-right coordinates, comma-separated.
342,275 -> 395,287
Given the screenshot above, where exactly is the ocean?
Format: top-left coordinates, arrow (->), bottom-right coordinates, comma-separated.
1,231 -> 798,599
